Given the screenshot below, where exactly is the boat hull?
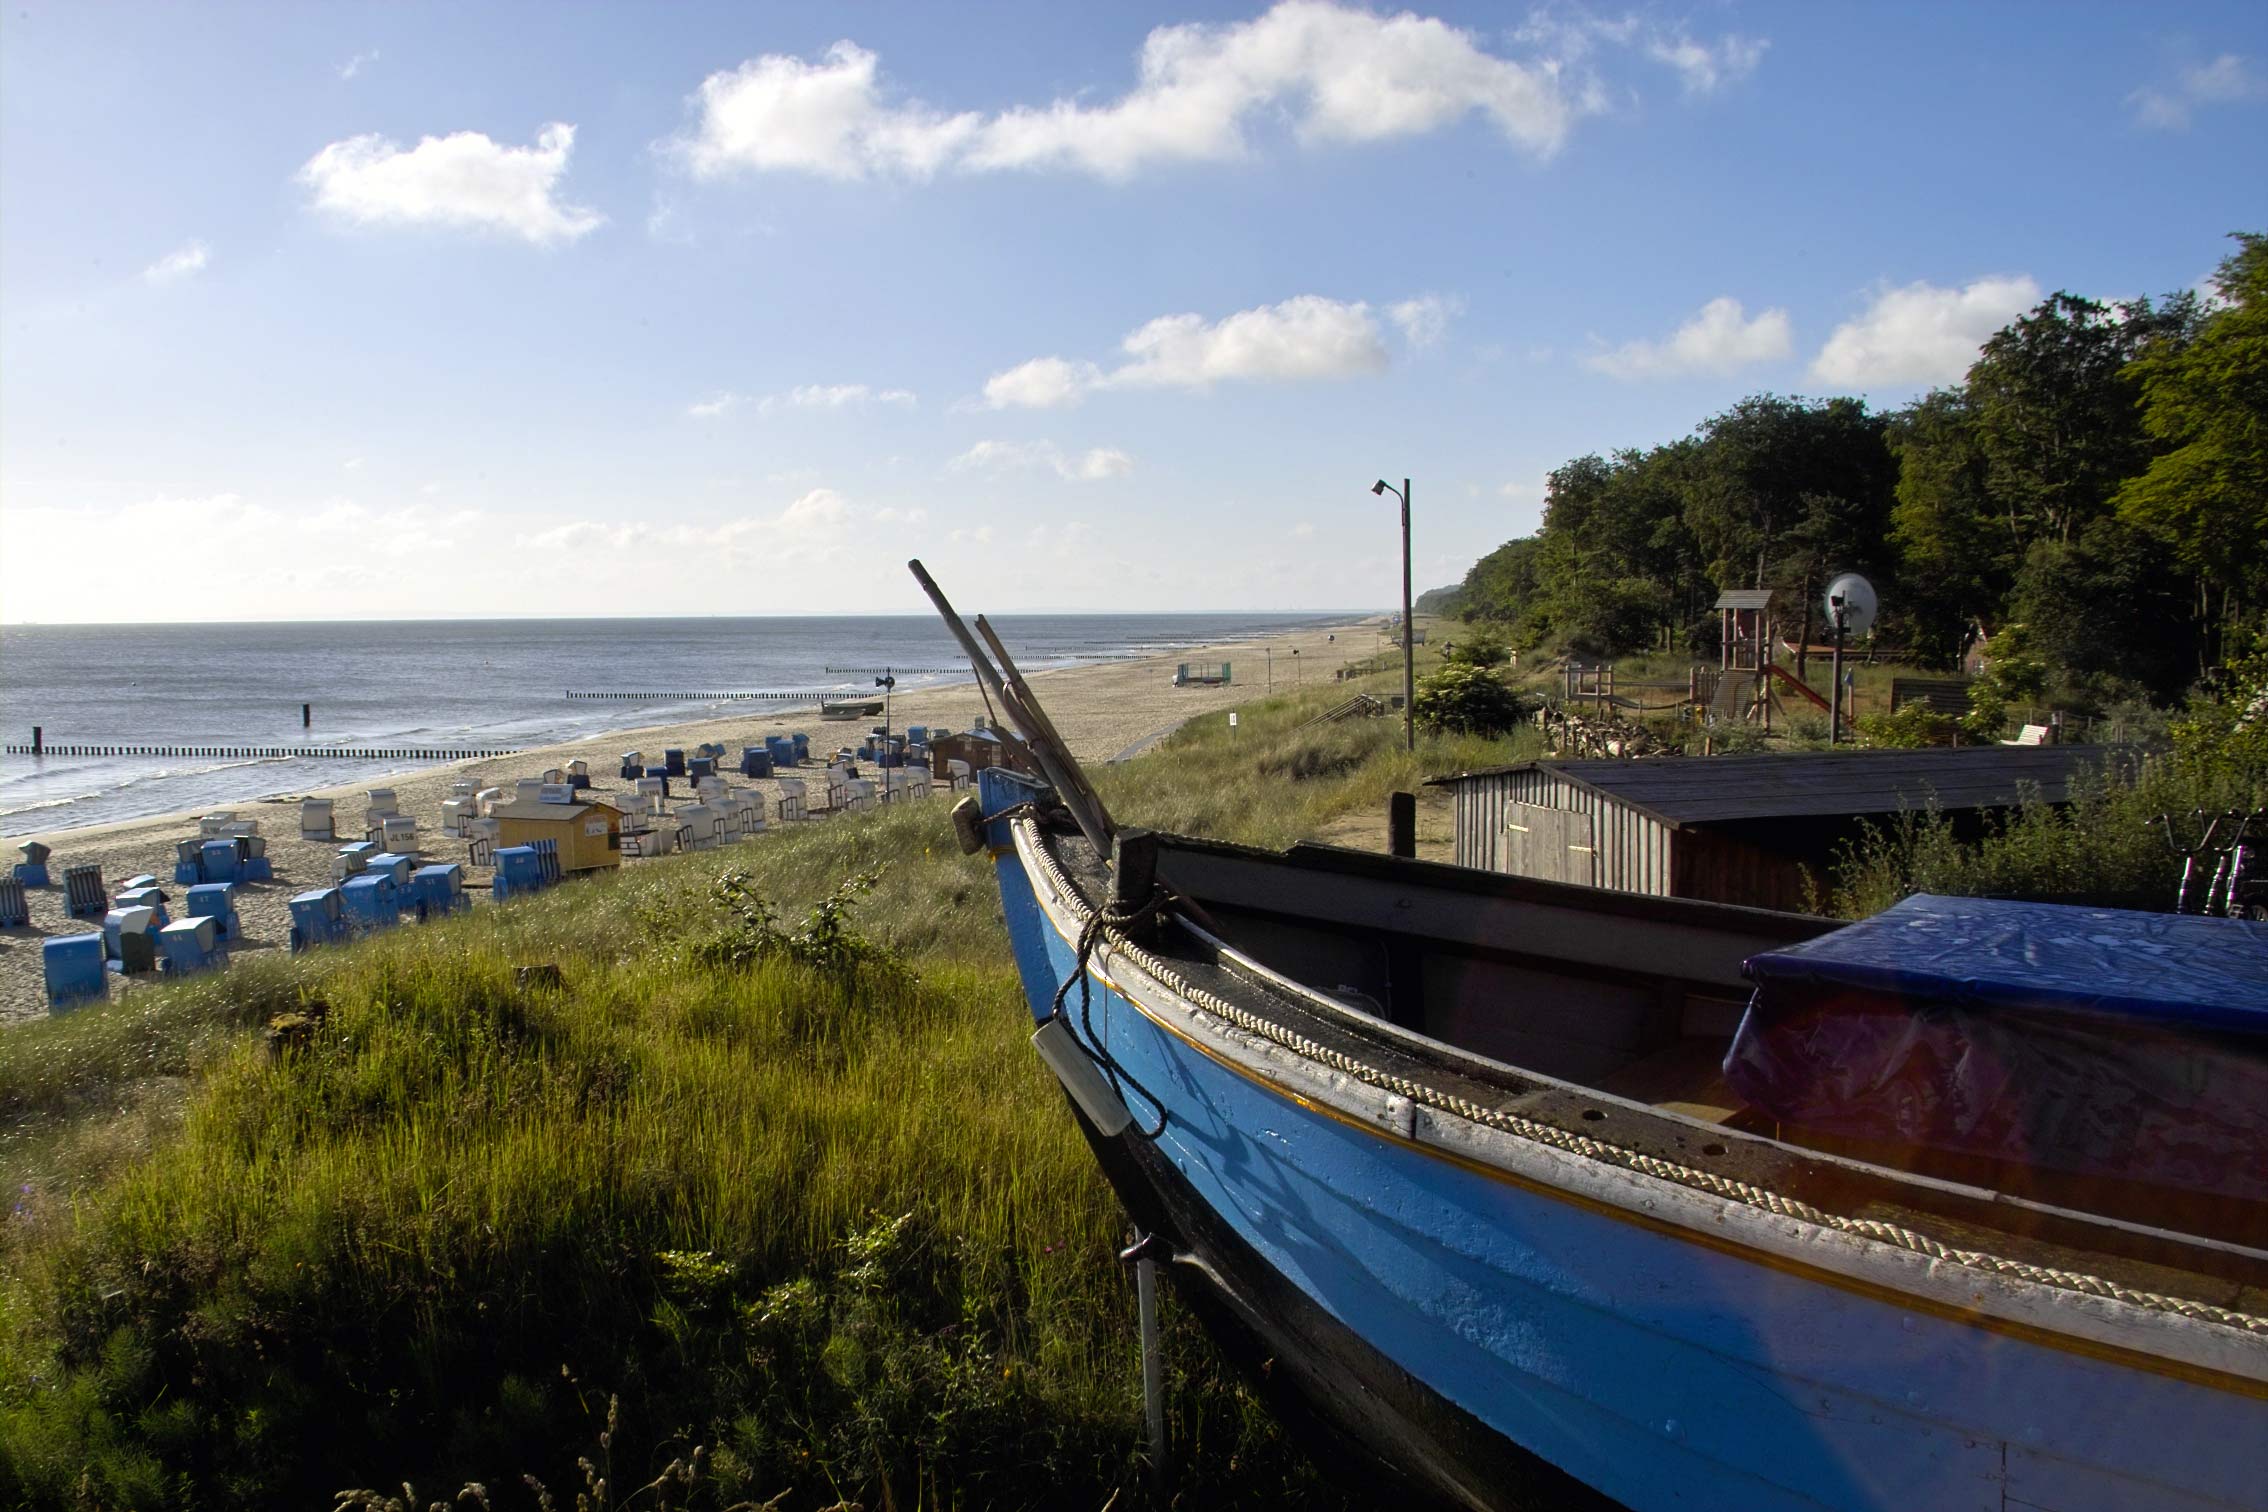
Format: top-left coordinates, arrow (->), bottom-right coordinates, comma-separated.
988,825 -> 2268,1512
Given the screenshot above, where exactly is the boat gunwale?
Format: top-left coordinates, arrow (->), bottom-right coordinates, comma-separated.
1008,814 -> 2268,1392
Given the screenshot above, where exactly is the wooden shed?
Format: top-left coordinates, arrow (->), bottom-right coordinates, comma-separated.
1428,746 -> 2134,911
488,797 -> 622,873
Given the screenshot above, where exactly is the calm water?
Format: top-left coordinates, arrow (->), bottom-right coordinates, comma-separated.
0,613 -> 1345,835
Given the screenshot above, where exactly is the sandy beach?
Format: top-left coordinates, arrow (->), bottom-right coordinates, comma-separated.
1,620 -> 1374,1023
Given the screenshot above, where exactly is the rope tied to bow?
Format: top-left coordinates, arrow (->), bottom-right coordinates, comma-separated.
1051,882 -> 1175,1139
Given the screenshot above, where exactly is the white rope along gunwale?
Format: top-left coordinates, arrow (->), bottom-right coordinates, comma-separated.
1013,815 -> 2268,1342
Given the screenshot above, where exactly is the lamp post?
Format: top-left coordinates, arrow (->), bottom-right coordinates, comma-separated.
1371,477 -> 1416,752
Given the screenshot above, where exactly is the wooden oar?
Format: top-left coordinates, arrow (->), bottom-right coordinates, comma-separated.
906,560 -> 1113,856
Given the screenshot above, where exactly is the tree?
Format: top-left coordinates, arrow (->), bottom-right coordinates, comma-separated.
2115,233 -> 2268,661
1967,290 -> 2197,551
1457,536 -> 1543,627
1888,388 -> 2003,666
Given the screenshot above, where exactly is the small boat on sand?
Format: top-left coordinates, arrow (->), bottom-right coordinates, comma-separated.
911,562 -> 2268,1512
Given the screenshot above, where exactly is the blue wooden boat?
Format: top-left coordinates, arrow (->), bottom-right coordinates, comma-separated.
911,562 -> 2268,1512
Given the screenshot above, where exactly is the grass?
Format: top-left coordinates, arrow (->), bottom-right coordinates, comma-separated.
0,675 -> 1538,1510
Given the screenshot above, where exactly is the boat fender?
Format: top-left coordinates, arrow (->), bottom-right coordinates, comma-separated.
1032,1016 -> 1134,1137
950,795 -> 986,855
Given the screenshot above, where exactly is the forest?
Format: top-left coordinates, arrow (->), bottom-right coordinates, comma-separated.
1431,233 -> 2267,713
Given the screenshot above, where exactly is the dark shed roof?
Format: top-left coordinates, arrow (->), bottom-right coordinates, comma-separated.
1427,746 -> 2136,828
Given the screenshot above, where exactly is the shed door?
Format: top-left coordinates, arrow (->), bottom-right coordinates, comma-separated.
1504,803 -> 1596,886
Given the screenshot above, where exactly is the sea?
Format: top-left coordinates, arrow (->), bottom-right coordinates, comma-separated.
0,613 -> 1350,837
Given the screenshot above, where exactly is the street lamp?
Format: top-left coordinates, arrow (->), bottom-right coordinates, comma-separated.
1372,477 -> 1416,752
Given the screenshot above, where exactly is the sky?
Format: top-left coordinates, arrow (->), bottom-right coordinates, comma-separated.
2,1 -> 2264,623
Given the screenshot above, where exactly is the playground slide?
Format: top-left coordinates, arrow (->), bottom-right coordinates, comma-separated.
1766,664 -> 1833,713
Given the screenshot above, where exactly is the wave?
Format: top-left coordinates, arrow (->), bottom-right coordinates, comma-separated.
0,754 -> 290,820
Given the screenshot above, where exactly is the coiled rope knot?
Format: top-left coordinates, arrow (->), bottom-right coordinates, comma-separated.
1050,881 -> 1177,1139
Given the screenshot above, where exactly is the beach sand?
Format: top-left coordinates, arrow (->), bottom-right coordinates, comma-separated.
2,621 -> 1378,1023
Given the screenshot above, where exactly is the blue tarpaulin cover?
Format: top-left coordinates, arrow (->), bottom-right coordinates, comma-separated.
1725,895 -> 2268,1205
1741,894 -> 2268,1033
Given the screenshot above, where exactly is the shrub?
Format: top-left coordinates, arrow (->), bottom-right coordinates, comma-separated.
1412,663 -> 1526,736
1442,628 -> 1510,669
1857,703 -> 1957,749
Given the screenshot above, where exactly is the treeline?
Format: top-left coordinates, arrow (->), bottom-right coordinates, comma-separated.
1445,233 -> 2266,707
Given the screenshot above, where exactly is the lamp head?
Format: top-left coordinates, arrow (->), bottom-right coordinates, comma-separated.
1371,479 -> 1389,496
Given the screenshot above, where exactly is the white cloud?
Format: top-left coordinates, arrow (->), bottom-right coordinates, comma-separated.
140,241 -> 209,285
673,42 -> 981,180
297,123 -> 604,245
671,1 -> 1635,184
1115,295 -> 1388,388
1584,296 -> 1792,380
688,393 -> 741,418
982,357 -> 1103,410
987,293 -> 1393,407
338,49 -> 379,82
2129,53 -> 2263,130
950,440 -> 1134,481
1808,275 -> 2041,389
756,384 -> 918,415
1646,33 -> 1768,95
1387,294 -> 1461,347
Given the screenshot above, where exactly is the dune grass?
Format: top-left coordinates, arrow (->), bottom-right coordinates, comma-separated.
0,678 -> 1534,1510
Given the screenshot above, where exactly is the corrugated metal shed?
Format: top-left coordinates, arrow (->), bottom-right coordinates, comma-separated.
1429,746 -> 2134,909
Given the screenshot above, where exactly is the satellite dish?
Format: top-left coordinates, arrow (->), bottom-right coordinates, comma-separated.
1824,573 -> 1877,637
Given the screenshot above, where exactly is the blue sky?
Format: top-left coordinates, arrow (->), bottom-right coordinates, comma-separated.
2,1 -> 2262,621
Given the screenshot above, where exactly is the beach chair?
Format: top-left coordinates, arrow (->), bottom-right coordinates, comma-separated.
566,759 -> 591,791
63,863 -> 107,919
0,878 -> 28,927
441,798 -> 475,837
491,846 -> 545,901
689,755 -> 716,783
791,733 -> 809,763
200,838 -> 241,885
740,745 -> 772,778
103,907 -> 157,972
380,815 -> 420,853
14,840 -> 52,888
198,812 -> 238,839
2002,723 -> 2052,746
532,839 -> 561,886
946,758 -> 973,794
173,837 -> 204,886
341,873 -> 400,931
45,933 -> 109,1009
664,748 -> 686,777
620,751 -> 644,781
289,888 -> 351,951
412,864 -> 466,920
514,779 -> 547,805
365,789 -> 399,820
301,798 -> 335,840
114,885 -> 170,927
776,778 -> 808,823
157,916 -> 223,976
185,882 -> 241,941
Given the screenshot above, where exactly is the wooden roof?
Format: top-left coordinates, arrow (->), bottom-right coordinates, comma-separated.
1714,589 -> 1776,610
1428,746 -> 2136,828
487,798 -> 620,823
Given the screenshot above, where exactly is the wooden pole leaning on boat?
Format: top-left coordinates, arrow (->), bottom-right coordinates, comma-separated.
905,560 -> 1114,856
973,613 -> 1116,837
